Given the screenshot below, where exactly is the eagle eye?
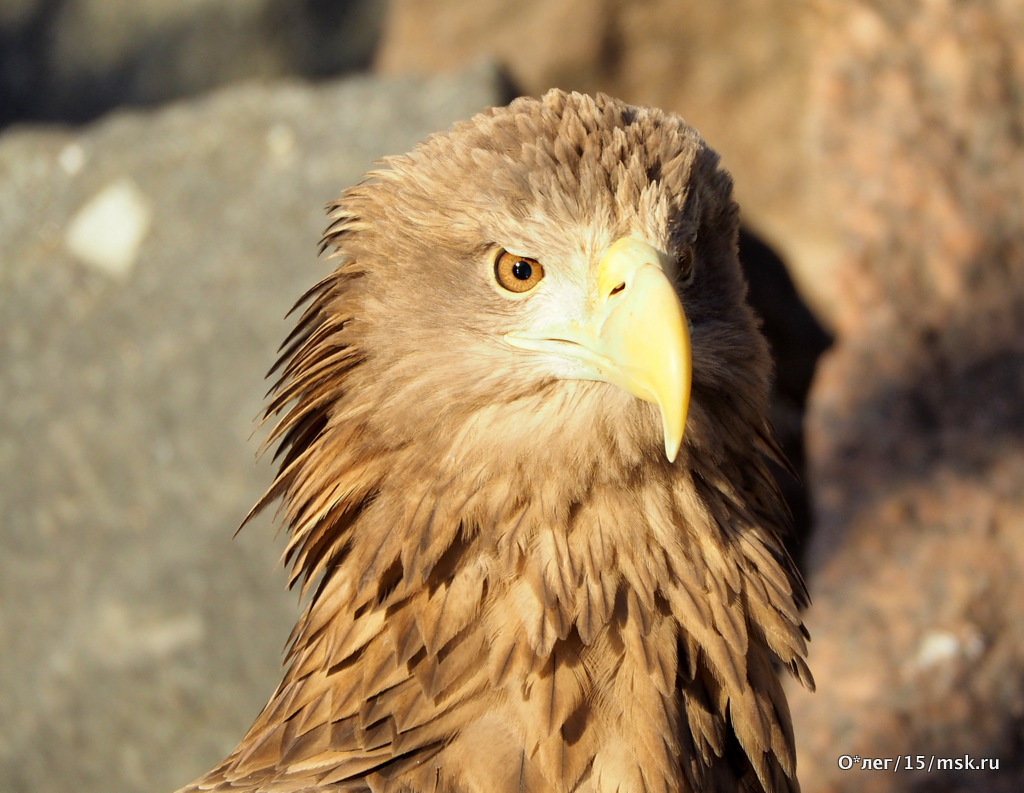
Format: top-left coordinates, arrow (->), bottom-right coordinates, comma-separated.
494,249 -> 544,294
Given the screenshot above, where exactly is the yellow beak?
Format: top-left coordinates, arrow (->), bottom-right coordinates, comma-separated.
505,237 -> 692,462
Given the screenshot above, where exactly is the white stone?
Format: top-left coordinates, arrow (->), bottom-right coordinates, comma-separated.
266,122 -> 297,164
65,178 -> 153,278
58,142 -> 87,175
914,630 -> 961,668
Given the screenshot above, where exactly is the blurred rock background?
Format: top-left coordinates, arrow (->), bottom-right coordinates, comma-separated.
1,1 -> 1021,792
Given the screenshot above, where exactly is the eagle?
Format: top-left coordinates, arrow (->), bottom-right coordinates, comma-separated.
175,90 -> 812,793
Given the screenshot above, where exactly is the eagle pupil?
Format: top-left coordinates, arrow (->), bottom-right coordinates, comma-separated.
512,260 -> 533,280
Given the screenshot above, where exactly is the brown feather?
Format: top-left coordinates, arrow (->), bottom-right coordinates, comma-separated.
175,90 -> 812,793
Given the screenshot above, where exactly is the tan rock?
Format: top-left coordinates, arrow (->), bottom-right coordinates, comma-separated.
790,2 -> 1024,791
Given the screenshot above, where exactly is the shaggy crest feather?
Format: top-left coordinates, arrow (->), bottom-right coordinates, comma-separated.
175,89 -> 812,793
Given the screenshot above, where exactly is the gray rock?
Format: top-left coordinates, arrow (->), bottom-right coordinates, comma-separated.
0,0 -> 386,126
0,64 -> 504,793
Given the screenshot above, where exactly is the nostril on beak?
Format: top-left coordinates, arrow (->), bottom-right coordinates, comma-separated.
608,281 -> 626,297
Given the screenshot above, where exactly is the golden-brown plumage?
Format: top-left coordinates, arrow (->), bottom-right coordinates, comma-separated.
176,90 -> 812,793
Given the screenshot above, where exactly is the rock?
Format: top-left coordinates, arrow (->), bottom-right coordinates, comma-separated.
0,65 -> 504,793
787,2 -> 1024,791
0,0 -> 386,128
